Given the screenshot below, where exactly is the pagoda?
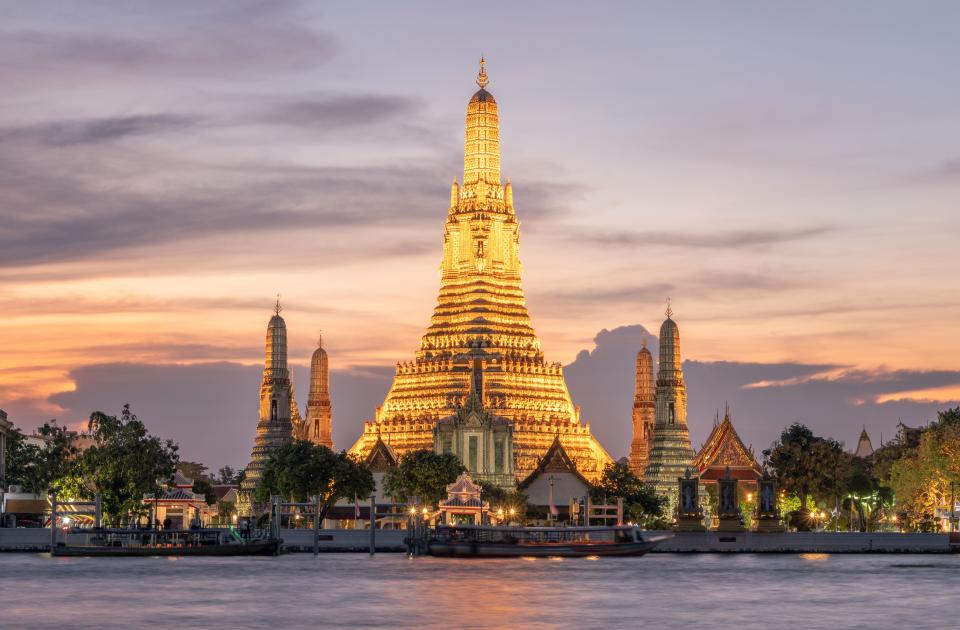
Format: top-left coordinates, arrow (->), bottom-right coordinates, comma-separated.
349,60 -> 612,481
239,300 -> 298,513
628,340 -> 656,476
644,303 -> 696,508
853,427 -> 874,458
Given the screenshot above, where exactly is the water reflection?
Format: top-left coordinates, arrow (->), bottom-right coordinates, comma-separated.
1,553 -> 957,629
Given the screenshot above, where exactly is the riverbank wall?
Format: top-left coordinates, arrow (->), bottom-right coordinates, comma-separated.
2,528 -> 957,553
647,530 -> 958,553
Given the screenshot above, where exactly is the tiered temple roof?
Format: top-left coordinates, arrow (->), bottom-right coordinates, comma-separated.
349,61 -> 611,481
693,407 -> 762,482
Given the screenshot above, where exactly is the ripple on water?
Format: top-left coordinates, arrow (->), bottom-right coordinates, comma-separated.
0,553 -> 958,629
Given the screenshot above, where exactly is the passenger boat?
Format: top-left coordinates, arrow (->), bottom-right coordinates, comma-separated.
426,525 -> 670,558
51,527 -> 281,557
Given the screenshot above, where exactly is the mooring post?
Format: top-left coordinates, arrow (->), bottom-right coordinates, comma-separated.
585,495 -> 591,527
50,490 -> 57,552
313,495 -> 320,557
617,498 -> 624,526
369,495 -> 376,556
95,494 -> 102,529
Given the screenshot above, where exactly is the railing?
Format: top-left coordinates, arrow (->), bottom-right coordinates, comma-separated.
271,495 -> 410,556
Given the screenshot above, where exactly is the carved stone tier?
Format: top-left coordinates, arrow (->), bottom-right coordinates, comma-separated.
348,62 -> 612,481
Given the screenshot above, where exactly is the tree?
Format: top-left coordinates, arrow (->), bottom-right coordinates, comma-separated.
763,423 -> 851,530
476,480 -> 529,521
889,407 -> 960,529
192,478 -> 217,504
4,421 -> 79,495
589,462 -> 666,527
217,500 -> 236,526
177,461 -> 209,482
383,450 -> 465,506
70,405 -> 179,526
254,440 -> 374,523
216,466 -> 240,485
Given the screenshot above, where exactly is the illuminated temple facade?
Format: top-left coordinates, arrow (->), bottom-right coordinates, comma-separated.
349,61 -> 612,481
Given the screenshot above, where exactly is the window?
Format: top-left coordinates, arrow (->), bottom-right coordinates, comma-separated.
495,439 -> 504,473
669,402 -> 675,424
271,399 -> 277,422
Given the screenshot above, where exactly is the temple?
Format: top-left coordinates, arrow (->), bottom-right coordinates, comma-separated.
239,300 -> 298,512
853,427 -> 874,458
693,405 -> 762,486
628,339 -> 656,476
643,303 -> 695,508
349,60 -> 612,481
305,337 -> 333,448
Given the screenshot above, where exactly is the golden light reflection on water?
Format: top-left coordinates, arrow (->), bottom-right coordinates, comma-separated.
800,553 -> 830,562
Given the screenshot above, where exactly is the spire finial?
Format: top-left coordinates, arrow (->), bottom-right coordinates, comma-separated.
476,57 -> 489,89
641,336 -> 647,349
274,294 -> 282,316
665,297 -> 673,319
317,330 -> 323,348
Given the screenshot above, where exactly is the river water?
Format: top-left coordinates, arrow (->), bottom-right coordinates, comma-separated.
1,553 -> 958,629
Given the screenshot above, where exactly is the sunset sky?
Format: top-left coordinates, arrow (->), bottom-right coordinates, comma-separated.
2,1 -> 959,469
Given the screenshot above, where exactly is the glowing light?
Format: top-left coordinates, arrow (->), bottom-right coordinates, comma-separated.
422,507 -> 429,516
409,507 -> 417,515
62,517 -> 72,525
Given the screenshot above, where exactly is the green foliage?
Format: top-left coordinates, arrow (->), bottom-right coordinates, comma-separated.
889,407 -> 960,528
255,440 -> 374,522
216,465 -> 242,485
4,421 -> 78,494
383,450 -> 465,506
589,462 -> 666,527
476,480 -> 528,521
217,500 -> 236,525
177,461 -> 209,482
71,404 -> 179,526
192,478 -> 217,504
763,423 -> 851,529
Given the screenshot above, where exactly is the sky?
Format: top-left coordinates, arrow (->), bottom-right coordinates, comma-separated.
1,1 -> 959,470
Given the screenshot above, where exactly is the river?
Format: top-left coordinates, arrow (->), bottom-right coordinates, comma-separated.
1,553 -> 957,628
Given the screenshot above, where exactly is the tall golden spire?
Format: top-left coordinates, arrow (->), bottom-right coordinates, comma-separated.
349,64 -> 612,482
463,59 -> 500,189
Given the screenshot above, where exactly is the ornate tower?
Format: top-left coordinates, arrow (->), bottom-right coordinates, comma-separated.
349,60 -> 612,481
241,300 -> 295,505
629,340 -> 656,475
644,302 -> 695,508
306,336 -> 333,449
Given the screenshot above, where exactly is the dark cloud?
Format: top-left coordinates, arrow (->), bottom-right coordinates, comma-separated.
568,225 -> 834,249
0,147 -> 448,268
1,114 -> 199,146
43,361 -> 392,470
261,95 -> 420,130
532,271 -> 804,311
0,4 -> 337,86
8,324 -> 958,469
564,325 -> 960,460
